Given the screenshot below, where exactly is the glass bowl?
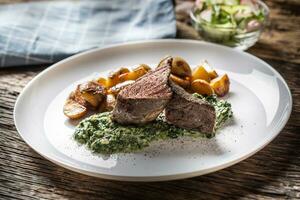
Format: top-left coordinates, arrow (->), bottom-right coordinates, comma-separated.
190,0 -> 269,50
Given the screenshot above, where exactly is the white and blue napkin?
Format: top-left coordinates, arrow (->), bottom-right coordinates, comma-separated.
0,0 -> 176,67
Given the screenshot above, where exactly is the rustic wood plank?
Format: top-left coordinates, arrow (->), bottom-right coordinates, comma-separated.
0,0 -> 300,199
0,59 -> 299,200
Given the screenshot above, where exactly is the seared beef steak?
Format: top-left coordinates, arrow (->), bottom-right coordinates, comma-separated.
165,81 -> 216,134
112,59 -> 172,124
112,56 -> 216,134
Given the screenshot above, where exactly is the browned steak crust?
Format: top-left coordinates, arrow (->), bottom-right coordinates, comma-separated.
111,58 -> 172,124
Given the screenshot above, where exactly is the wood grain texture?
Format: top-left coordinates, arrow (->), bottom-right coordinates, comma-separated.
0,0 -> 300,199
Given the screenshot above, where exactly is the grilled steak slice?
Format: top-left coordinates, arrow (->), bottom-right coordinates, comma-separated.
112,59 -> 172,124
165,81 -> 216,134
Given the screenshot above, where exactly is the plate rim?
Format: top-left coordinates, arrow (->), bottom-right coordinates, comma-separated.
14,39 -> 293,181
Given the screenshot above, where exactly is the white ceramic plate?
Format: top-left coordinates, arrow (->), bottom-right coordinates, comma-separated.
14,40 -> 292,181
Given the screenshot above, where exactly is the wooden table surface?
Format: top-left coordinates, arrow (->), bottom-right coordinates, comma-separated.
1,0 -> 299,199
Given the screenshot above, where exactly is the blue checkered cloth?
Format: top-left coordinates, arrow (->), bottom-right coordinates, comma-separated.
0,0 -> 176,67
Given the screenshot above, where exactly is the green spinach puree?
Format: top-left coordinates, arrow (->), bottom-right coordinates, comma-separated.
74,94 -> 233,154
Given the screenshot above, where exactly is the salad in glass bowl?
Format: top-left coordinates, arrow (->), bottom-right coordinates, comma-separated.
190,0 -> 269,50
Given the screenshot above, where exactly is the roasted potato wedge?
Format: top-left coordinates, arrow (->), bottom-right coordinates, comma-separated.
210,74 -> 230,97
133,64 -> 151,72
107,67 -> 130,88
171,56 -> 192,77
78,81 -> 106,109
208,70 -> 218,80
70,90 -> 88,107
97,77 -> 107,87
185,76 -> 191,81
191,79 -> 214,96
119,67 -> 130,74
191,66 -> 211,83
108,80 -> 135,95
63,100 -> 87,119
133,65 -> 150,74
119,67 -> 147,82
78,81 -> 105,93
170,74 -> 190,88
106,77 -> 118,88
80,92 -> 103,108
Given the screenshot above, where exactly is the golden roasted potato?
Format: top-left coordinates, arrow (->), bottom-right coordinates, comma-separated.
97,77 -> 107,87
106,67 -> 130,88
133,64 -> 151,72
169,74 -> 190,88
108,80 -> 135,95
171,56 -> 192,77
119,67 -> 148,82
106,77 -> 118,88
120,68 -> 130,74
208,70 -> 218,80
68,89 -> 87,107
210,74 -> 230,97
78,81 -> 106,109
133,65 -> 150,74
63,100 -> 87,119
191,66 -> 211,83
184,76 -> 191,82
191,79 -> 214,96
80,92 -> 102,108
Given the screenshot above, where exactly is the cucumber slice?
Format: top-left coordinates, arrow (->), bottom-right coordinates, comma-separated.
205,0 -> 224,6
223,0 -> 240,5
206,0 -> 240,6
221,5 -> 251,15
214,22 -> 236,28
